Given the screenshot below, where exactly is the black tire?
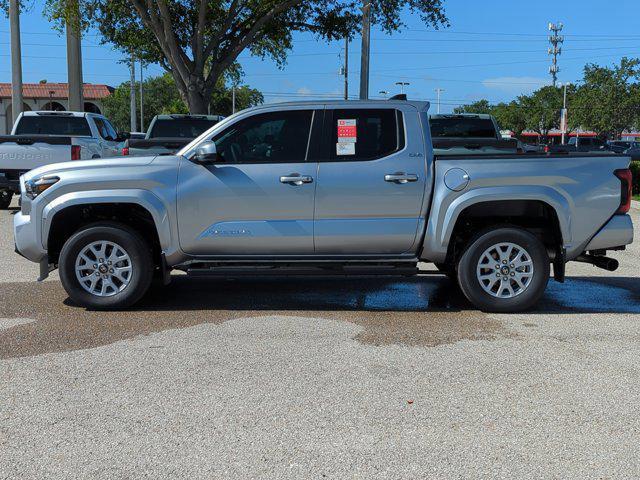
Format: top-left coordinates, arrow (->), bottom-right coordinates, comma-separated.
59,223 -> 154,309
457,227 -> 550,313
0,190 -> 12,210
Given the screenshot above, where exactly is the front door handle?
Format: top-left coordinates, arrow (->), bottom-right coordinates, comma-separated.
384,173 -> 419,184
280,174 -> 313,186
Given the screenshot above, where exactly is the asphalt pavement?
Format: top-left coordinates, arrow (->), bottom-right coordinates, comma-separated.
1,197 -> 639,479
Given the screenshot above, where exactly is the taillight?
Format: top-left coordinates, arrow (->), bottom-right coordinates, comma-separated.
71,145 -> 81,160
122,147 -> 129,156
544,145 -> 550,153
614,168 -> 632,214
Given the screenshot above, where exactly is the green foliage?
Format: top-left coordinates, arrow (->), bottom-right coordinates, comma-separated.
452,99 -> 492,115
571,57 -> 640,137
102,73 -> 263,132
86,0 -> 448,113
630,161 -> 640,195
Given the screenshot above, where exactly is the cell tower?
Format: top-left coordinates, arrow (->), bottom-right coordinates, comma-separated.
548,22 -> 564,87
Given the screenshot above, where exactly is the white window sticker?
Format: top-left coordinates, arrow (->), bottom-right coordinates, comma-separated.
337,119 -> 357,143
336,142 -> 356,156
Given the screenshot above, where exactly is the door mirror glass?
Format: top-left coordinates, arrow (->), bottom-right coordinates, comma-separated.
194,141 -> 219,164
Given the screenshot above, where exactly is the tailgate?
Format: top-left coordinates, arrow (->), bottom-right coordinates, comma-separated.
0,136 -> 72,170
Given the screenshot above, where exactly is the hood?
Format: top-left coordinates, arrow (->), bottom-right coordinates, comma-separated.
24,155 -> 159,181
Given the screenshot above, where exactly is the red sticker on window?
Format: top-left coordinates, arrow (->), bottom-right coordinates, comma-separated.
337,119 -> 357,143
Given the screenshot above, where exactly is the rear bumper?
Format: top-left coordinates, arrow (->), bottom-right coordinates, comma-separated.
585,214 -> 634,251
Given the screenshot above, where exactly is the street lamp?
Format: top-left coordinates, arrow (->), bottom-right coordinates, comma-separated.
379,90 -> 389,97
395,82 -> 410,94
435,88 -> 445,114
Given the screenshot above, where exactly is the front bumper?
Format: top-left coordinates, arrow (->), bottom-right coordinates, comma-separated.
13,210 -> 47,264
585,214 -> 634,251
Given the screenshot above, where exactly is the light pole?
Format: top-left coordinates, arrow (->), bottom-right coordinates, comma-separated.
395,82 -> 410,94
560,82 -> 570,145
435,88 -> 445,114
378,90 -> 389,97
359,1 -> 371,100
129,56 -> 136,132
9,0 -> 23,124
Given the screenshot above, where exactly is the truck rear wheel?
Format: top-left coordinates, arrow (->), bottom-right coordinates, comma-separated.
456,227 -> 550,312
0,190 -> 12,209
59,223 -> 154,309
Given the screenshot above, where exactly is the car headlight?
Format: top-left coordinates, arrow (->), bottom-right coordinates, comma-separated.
24,176 -> 60,199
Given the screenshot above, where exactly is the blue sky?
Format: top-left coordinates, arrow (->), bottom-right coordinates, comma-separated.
2,0 -> 640,113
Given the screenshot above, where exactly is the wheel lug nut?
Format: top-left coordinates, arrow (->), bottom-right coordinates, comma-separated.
502,260 -> 507,264
496,265 -> 500,269
510,272 -> 515,276
99,258 -> 104,263
510,264 -> 515,268
93,264 -> 97,268
109,268 -> 114,273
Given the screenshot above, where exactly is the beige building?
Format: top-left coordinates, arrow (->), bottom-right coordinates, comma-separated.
0,83 -> 113,134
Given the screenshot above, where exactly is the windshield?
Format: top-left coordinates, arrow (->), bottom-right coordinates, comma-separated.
430,117 -> 497,138
149,118 -> 220,138
14,115 -> 91,136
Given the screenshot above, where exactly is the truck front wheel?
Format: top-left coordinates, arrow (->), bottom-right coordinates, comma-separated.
59,223 -> 154,309
457,227 -> 550,312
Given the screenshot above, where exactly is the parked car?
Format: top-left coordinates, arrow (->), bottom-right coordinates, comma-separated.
623,145 -> 640,161
123,114 -> 224,156
607,140 -> 640,154
429,113 -> 518,155
0,111 -> 127,209
14,100 -> 634,313
567,136 -> 609,152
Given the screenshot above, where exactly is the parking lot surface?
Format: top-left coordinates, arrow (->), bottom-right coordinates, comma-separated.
1,198 -> 639,479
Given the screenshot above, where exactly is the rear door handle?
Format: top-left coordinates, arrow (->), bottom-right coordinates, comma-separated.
280,174 -> 313,186
384,173 -> 419,184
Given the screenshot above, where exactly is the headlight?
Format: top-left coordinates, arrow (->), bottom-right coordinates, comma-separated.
25,176 -> 60,199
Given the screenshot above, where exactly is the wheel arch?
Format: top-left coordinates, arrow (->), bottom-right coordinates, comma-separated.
43,190 -> 171,264
421,186 -> 571,263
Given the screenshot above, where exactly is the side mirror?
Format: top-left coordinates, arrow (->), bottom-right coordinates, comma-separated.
193,141 -> 219,164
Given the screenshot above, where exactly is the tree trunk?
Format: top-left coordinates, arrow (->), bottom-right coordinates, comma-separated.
186,82 -> 210,114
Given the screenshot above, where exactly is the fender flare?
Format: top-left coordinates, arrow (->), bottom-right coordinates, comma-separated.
422,185 -> 573,262
41,189 -> 172,252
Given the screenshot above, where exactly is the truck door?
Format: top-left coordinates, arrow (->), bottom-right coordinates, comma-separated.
314,106 -> 427,255
177,108 -> 319,256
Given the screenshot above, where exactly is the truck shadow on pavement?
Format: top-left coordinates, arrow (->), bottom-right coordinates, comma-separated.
0,275 -> 638,359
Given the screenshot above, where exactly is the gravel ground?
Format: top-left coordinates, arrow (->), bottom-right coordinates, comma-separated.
1,197 -> 639,479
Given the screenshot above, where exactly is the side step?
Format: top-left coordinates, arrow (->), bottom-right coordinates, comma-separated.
185,261 -> 429,278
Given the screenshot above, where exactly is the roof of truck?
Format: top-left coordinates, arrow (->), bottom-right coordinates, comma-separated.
248,99 -> 431,112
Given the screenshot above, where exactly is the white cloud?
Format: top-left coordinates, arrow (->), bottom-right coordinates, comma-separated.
481,76 -> 550,95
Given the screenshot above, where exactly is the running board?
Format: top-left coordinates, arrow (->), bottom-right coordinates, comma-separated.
184,261 -> 431,278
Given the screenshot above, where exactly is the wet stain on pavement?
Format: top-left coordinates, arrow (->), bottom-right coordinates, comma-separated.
0,276 -> 506,359
1,275 -> 638,360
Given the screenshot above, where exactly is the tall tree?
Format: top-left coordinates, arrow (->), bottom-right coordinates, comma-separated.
86,0 -> 447,113
571,57 -> 640,138
518,86 -> 563,136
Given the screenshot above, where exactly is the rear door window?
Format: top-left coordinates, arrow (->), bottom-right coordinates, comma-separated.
327,109 -> 404,161
15,115 -> 92,136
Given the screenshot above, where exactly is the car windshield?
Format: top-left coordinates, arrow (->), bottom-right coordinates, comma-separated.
430,117 -> 496,138
14,115 -> 91,136
149,118 -> 219,138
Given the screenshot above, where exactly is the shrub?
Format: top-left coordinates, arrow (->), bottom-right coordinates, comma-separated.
630,161 -> 640,195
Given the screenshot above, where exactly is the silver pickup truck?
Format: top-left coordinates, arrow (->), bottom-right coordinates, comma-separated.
13,100 -> 634,312
0,111 -> 126,208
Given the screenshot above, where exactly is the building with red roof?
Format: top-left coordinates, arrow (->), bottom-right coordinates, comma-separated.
0,82 -> 113,134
